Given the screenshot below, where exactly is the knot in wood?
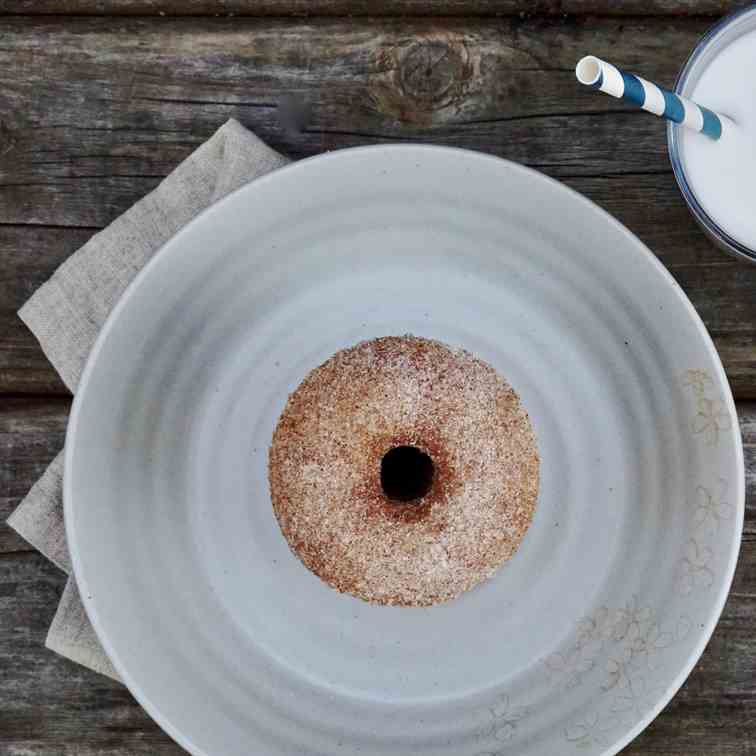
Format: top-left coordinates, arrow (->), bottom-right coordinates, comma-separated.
398,40 -> 467,108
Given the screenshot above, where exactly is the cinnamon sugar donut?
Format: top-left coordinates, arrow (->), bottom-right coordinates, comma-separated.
268,336 -> 539,607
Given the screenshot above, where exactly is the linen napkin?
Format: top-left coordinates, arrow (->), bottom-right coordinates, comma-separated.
8,119 -> 289,680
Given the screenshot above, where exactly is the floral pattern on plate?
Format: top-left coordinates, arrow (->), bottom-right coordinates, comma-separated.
474,371 -> 735,754
684,369 -> 732,446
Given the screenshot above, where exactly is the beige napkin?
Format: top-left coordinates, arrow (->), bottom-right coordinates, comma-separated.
8,119 -> 289,680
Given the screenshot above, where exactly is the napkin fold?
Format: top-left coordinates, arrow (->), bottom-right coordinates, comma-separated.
8,119 -> 289,680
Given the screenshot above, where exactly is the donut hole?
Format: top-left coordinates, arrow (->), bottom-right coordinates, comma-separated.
380,445 -> 434,503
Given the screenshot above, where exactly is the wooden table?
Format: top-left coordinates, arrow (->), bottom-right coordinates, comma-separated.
1,2 -> 754,753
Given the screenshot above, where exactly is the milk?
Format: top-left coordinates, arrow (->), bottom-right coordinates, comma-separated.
677,28 -> 756,251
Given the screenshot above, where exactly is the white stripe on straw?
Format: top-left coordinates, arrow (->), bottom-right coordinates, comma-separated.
576,55 -> 730,140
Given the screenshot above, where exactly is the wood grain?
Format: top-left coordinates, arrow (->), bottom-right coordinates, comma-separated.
0,552 -> 185,756
0,402 -> 753,754
0,226 -> 84,395
0,539 -> 753,754
0,16 -> 718,217
0,398 -> 69,553
0,0 -> 749,17
2,397 -> 753,547
0,16 -> 754,396
1,10 -> 755,754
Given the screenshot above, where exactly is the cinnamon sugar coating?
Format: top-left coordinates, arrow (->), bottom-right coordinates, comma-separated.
268,336 -> 539,607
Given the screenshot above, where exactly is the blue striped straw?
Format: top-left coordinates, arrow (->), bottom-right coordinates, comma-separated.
576,55 -> 728,140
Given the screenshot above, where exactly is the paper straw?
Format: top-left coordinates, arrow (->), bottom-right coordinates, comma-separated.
576,55 -> 728,140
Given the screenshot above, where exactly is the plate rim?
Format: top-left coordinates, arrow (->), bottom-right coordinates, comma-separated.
64,143 -> 745,756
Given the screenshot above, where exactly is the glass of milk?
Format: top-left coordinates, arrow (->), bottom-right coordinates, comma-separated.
669,5 -> 756,264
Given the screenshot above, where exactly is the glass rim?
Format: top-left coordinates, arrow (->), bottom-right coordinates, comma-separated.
667,4 -> 756,265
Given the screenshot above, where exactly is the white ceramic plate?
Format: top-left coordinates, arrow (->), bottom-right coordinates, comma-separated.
66,146 -> 744,756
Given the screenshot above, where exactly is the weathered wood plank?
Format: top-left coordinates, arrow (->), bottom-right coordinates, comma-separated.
2,181 -> 755,396
2,399 -> 754,555
0,541 -> 754,755
741,405 -> 756,526
0,551 -> 185,756
4,183 -> 754,397
0,17 -> 754,396
1,11 -> 753,755
0,0 -> 748,17
0,402 -> 753,750
0,16 -> 717,196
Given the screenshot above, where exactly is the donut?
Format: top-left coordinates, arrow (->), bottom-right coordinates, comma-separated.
268,335 -> 539,607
